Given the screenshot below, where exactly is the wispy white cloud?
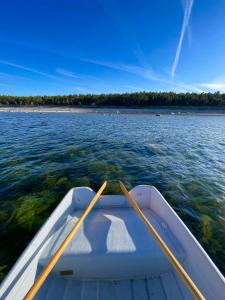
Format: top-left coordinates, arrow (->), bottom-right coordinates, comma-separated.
132,45 -> 153,69
84,58 -> 204,93
171,0 -> 194,79
56,68 -> 80,79
200,83 -> 225,91
0,59 -> 56,79
181,0 -> 192,45
1,56 -> 202,95
198,77 -> 225,92
0,62 -> 92,94
174,81 -> 204,93
84,58 -> 158,81
0,59 -> 90,86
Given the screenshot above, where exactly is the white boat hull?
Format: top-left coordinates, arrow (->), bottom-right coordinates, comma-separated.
0,185 -> 224,299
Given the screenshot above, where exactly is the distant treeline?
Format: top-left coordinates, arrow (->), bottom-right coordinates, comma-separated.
1,92 -> 225,106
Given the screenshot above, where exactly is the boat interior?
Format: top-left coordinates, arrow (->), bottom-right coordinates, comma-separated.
1,184 -> 224,300
36,199 -> 187,299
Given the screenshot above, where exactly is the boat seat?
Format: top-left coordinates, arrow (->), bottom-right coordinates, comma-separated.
39,208 -> 186,280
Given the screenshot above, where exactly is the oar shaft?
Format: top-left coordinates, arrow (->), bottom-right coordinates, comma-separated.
119,181 -> 205,300
24,181 -> 107,300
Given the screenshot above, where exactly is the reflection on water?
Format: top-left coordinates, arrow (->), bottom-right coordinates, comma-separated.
0,112 -> 225,280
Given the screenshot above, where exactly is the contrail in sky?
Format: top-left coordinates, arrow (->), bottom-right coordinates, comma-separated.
171,0 -> 194,79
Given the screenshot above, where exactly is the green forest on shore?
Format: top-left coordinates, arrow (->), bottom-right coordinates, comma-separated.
1,91 -> 225,106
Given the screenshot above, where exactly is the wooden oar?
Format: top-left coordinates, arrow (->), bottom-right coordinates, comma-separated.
119,180 -> 205,300
24,181 -> 107,300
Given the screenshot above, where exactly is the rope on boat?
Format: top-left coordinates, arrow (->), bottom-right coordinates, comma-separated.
23,181 -> 107,300
118,180 -> 205,300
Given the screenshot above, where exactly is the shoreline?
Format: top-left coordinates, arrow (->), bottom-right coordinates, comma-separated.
1,106 -> 225,115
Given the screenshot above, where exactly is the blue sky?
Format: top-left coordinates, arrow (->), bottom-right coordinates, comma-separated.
0,0 -> 225,95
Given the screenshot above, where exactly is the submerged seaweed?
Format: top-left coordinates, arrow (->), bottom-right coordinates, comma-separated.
0,112 -> 225,281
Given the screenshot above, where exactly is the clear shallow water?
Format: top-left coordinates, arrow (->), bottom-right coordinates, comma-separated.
0,112 -> 225,280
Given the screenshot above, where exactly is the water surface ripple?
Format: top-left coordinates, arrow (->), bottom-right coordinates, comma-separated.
0,112 -> 225,280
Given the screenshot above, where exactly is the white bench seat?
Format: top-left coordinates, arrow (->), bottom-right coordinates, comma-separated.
39,207 -> 185,280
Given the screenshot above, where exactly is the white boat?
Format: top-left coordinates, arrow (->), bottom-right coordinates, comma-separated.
0,182 -> 224,300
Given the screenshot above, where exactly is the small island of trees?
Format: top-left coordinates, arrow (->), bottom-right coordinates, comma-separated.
0,91 -> 225,106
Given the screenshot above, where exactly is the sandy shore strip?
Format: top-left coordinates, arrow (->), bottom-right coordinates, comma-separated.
0,106 -> 94,113
1,106 -> 225,115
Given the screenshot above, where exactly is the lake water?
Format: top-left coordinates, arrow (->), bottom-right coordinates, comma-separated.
0,111 -> 225,280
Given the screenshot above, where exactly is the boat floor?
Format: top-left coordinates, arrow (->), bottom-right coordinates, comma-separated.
35,271 -> 186,300
40,208 -> 185,274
